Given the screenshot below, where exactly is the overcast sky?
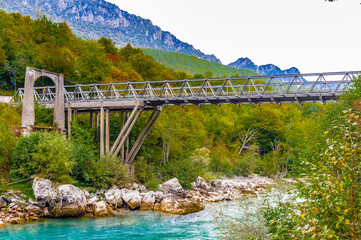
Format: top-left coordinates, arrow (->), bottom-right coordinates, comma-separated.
107,0 -> 361,73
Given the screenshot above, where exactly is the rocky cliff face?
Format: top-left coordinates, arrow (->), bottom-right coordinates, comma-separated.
229,57 -> 303,81
0,0 -> 221,63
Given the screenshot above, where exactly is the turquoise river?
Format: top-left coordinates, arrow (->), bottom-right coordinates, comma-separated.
0,191 -> 285,240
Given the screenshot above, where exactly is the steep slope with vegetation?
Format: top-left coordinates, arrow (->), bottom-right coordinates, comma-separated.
0,0 -> 220,63
144,48 -> 257,78
0,10 -> 193,91
0,11 -> 324,196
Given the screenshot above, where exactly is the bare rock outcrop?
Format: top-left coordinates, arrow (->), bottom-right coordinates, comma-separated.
122,190 -> 142,209
32,178 -> 57,208
105,186 -> 123,206
0,197 -> 8,208
140,191 -> 155,211
93,201 -> 111,217
50,184 -> 87,217
160,195 -> 204,215
160,178 -> 185,197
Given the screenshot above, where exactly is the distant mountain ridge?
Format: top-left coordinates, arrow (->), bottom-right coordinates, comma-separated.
0,0 -> 221,63
229,57 -> 301,76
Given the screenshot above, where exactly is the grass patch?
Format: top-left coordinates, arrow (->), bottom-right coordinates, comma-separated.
0,179 -> 35,200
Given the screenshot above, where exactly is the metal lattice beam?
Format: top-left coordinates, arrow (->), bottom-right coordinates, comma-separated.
11,71 -> 360,106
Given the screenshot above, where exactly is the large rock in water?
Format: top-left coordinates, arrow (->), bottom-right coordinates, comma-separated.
121,189 -> 142,209
32,178 -> 57,208
93,201 -> 112,217
159,195 -> 204,215
33,178 -> 87,217
140,191 -> 155,211
160,178 -> 185,197
50,184 -> 87,217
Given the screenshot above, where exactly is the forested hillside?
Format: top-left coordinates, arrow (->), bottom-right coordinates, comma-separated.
144,49 -> 257,78
0,10 -> 193,92
0,11 -> 325,193
0,0 -> 220,63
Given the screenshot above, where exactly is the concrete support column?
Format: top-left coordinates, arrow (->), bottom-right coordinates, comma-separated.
121,110 -> 125,162
74,109 -> 78,120
67,103 -> 72,139
90,111 -> 94,128
126,112 -> 129,157
100,103 -> 105,157
106,108 -> 110,154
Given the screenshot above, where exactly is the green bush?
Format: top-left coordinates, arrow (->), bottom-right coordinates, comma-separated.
70,121 -> 97,182
264,109 -> 361,239
0,122 -> 16,183
209,157 -> 233,176
85,155 -> 130,189
11,132 -> 43,179
190,148 -> 211,171
31,132 -> 74,183
34,103 -> 54,126
233,145 -> 261,176
135,157 -> 161,190
12,132 -> 74,183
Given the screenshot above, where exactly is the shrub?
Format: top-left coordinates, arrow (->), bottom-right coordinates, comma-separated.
70,121 -> 97,182
0,122 -> 16,183
85,155 -> 130,189
190,148 -> 211,171
233,145 -> 261,176
135,157 -> 161,190
264,109 -> 361,239
34,103 -> 54,126
31,132 -> 74,183
11,132 -> 44,179
209,157 -> 233,176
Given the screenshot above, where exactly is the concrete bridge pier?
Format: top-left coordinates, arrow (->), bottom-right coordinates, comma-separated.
21,67 -> 65,135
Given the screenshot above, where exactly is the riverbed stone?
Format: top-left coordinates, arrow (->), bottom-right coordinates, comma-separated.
32,178 -> 57,208
93,201 -> 109,217
192,176 -> 212,191
105,186 -> 123,206
87,196 -> 99,206
50,184 -> 87,217
140,191 -> 155,211
0,220 -> 4,227
122,190 -> 142,209
26,205 -> 42,215
160,195 -> 204,215
160,178 -> 185,197
154,191 -> 164,203
0,197 -> 8,208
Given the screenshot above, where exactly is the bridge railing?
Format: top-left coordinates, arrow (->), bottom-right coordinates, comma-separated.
11,71 -> 360,104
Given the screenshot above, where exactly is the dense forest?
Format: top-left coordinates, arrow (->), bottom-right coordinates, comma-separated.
1,10 -> 360,238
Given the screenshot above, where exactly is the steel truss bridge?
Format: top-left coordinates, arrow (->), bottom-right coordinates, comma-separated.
14,69 -> 360,164
12,71 -> 360,108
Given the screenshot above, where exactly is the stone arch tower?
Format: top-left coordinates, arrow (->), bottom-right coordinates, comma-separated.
21,67 -> 65,134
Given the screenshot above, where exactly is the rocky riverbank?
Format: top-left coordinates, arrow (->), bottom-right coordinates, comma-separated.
0,175 -> 274,227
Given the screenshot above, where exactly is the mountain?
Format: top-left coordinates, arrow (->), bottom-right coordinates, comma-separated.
0,0 -> 221,63
229,57 -> 301,76
144,49 -> 257,78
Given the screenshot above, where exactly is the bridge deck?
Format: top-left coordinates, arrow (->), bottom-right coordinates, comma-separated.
11,71 -> 359,109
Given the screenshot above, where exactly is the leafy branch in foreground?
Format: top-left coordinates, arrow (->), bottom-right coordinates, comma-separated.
264,108 -> 361,239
